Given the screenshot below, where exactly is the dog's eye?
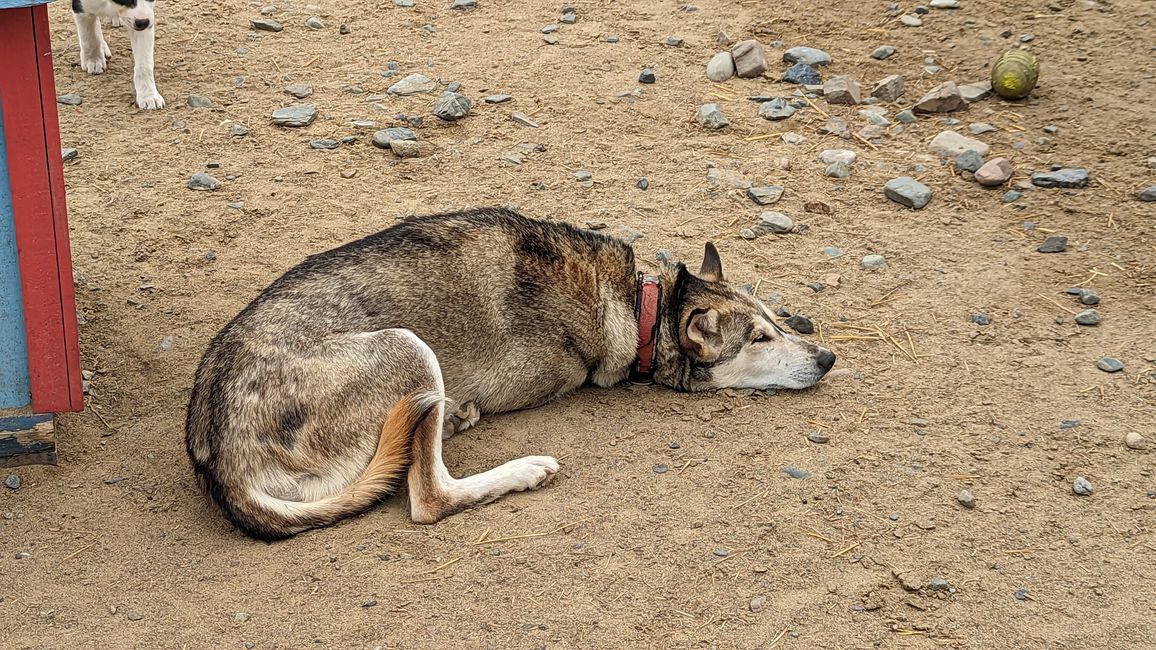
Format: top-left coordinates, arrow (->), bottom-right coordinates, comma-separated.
752,333 -> 771,344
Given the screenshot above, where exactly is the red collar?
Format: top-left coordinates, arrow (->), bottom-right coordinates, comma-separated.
629,273 -> 663,383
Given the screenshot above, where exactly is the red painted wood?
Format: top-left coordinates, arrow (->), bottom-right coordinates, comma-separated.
0,6 -> 83,412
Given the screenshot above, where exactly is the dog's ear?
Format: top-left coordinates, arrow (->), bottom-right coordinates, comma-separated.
686,308 -> 721,358
698,242 -> 725,282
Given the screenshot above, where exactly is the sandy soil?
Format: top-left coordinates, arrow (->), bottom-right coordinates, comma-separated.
2,0 -> 1155,647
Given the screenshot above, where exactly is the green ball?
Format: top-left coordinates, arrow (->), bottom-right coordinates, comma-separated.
991,50 -> 1039,99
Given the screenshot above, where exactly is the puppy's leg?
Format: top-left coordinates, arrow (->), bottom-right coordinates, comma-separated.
74,13 -> 107,74
126,25 -> 164,109
442,401 -> 481,440
402,336 -> 558,524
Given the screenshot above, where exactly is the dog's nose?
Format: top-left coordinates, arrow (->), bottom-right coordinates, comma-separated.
816,349 -> 836,372
133,18 -> 151,31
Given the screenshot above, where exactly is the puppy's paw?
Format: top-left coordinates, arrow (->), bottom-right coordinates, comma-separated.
508,456 -> 560,491
79,52 -> 107,74
100,39 -> 111,59
107,16 -> 123,28
136,91 -> 166,110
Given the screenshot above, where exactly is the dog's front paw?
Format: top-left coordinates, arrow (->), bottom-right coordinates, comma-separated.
100,38 -> 111,59
136,91 -> 166,110
508,456 -> 560,491
107,16 -> 123,28
79,52 -> 107,74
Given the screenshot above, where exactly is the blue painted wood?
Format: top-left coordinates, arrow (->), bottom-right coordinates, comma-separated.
0,96 -> 33,410
0,1 -> 54,9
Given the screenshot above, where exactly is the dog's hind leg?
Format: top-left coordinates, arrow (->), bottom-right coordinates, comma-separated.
127,24 -> 164,109
442,401 -> 481,440
74,13 -> 107,74
400,333 -> 558,524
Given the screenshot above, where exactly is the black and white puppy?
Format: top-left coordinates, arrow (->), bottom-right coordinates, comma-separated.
71,0 -> 164,109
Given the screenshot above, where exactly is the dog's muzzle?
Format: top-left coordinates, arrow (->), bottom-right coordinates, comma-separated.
133,18 -> 151,31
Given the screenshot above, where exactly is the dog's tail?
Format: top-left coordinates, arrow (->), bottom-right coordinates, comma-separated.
224,392 -> 442,541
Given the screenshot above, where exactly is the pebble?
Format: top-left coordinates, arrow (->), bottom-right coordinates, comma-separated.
783,467 -> 810,479
542,24 -> 559,34
271,104 -> 318,127
390,140 -> 430,158
126,611 -> 144,621
1096,357 -> 1124,373
637,178 -> 649,190
1139,186 -> 1156,202
758,98 -> 795,120
304,16 -> 323,29
250,18 -> 283,32
4,474 -> 20,490
818,117 -> 849,138
234,612 -> 251,623
784,314 -> 814,334
900,14 -> 922,26
957,489 -> 976,508
781,132 -> 806,145
969,123 -> 996,135
971,313 -> 991,326
1065,287 -> 1100,305
653,463 -> 669,474
929,130 -> 990,157
431,91 -> 471,120
15,551 -> 30,559
731,39 -> 768,78
450,0 -> 476,9
928,577 -> 952,592
187,172 -> 220,191
388,73 -> 436,96
1015,588 -> 1030,601
62,148 -> 79,162
975,158 -> 1014,186
1072,477 -> 1094,496
696,103 -> 729,130
1037,235 -> 1068,253
747,185 -> 784,205
783,46 -> 832,67
573,170 -> 593,182
186,95 -> 213,108
561,10 -> 577,24
782,62 -> 820,85
1042,125 -> 1059,134
959,81 -> 993,103
230,124 -> 250,136
824,76 -> 861,104
284,84 -> 313,98
871,45 -> 896,60
749,595 -> 766,613
1002,190 -> 1021,202
871,74 -> 905,102
884,177 -> 932,209
639,68 -> 657,84
511,112 -> 539,128
57,93 -> 83,106
227,201 -> 244,209
739,228 -> 757,240
895,109 -> 916,124
914,81 -> 966,113
757,211 -> 794,234
825,162 -> 851,179
372,127 -> 417,149
395,0 -> 413,5
930,0 -> 959,6
1125,432 -> 1147,450
663,36 -> 683,47
309,139 -> 339,150
1031,168 -> 1089,189
706,52 -> 736,82
713,548 -> 729,557
861,254 -> 887,269
955,150 -> 984,173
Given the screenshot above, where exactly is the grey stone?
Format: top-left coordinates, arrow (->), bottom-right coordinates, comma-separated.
1031,168 -> 1089,189
731,39 -> 767,78
511,112 -> 539,128
781,132 -> 806,144
431,91 -> 471,120
871,74 -> 905,102
1072,477 -> 1094,496
823,246 -> 843,257
61,148 -> 79,162
187,172 -> 220,191
930,0 -> 959,7
884,176 -> 932,208
230,124 -> 250,136
1096,357 -> 1123,373
395,0 -> 414,6
484,94 -> 513,104
1037,236 -> 1068,253
713,547 -> 729,557
749,595 -> 767,612
284,84 -> 313,99
860,109 -> 891,126
784,314 -> 814,334
304,16 -> 323,29
250,18 -> 283,32
450,0 -> 476,9
372,127 -> 417,149
861,254 -> 887,269
388,73 -> 436,96
1002,190 -> 1021,202
705,52 -> 736,82
561,11 -> 577,24
958,489 -> 976,508
1043,125 -> 1059,134
57,94 -> 83,106
758,97 -> 795,120
747,186 -> 784,205
900,14 -> 922,26
928,577 -> 952,592
227,202 -> 244,209
819,149 -> 857,166
914,81 -> 966,113
541,24 -> 559,33
309,139 -> 340,150
1074,309 -> 1100,325
639,68 -> 656,84
663,36 -> 684,47
783,46 -> 832,67
739,228 -> 757,240
1125,432 -> 1147,450
971,313 -> 991,326
352,120 -> 375,129
782,62 -> 820,85
825,162 -> 851,179
895,109 -> 916,124
818,117 -> 849,138
955,150 -> 984,172
969,122 -> 996,135
1066,288 -> 1100,305
1139,186 -> 1156,202
696,103 -> 729,129
4,475 -> 20,490
757,211 -> 794,234
573,170 -> 593,182
390,139 -> 429,158
959,81 -> 993,103
543,34 -> 559,45
637,178 -> 649,190
186,95 -> 213,108
871,45 -> 896,60
271,104 -> 317,127
929,131 -> 990,157
126,611 -> 144,621
783,467 -> 810,479
824,76 -> 861,104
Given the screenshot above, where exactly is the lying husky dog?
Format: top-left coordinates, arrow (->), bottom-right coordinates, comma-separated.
186,209 -> 835,540
71,0 -> 165,109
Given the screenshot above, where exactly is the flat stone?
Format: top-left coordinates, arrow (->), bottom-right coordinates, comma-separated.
186,95 -> 213,108
824,76 -> 861,104
1125,432 -> 1147,450
929,130 -> 990,158
61,148 -> 79,162
914,81 -> 966,113
371,127 -> 417,149
450,0 -> 476,9
484,94 -> 513,104
959,81 -> 993,103
871,45 -> 896,60
1096,357 -> 1124,373
389,139 -> 432,158
304,16 -> 323,29
820,149 -> 857,166
971,313 -> 991,326
861,254 -> 886,269
250,18 -> 283,32
930,0 -> 960,7
758,98 -> 794,120
784,314 -> 814,334
431,91 -> 471,120
783,467 -> 810,479
757,211 -> 794,234
783,46 -> 832,67
818,117 -> 849,138
511,112 -> 539,128
706,52 -> 736,82
731,39 -> 768,78
900,14 -> 922,26
696,103 -> 729,129
395,0 -> 414,5
975,158 -> 1014,186
895,109 -> 916,124
1038,236 -> 1068,253
884,177 -> 932,208
230,124 -> 250,136
781,132 -> 806,145
309,139 -> 339,150
57,94 -> 83,106
825,162 -> 850,179
663,36 -> 684,47
1002,190 -> 1021,202
957,489 -> 976,508
388,73 -> 437,96
782,62 -> 821,85
860,109 -> 891,126
955,150 -> 984,173
1072,477 -> 1094,496
271,104 -> 317,127
284,84 -> 313,99
187,172 -> 220,191
969,122 -> 996,134
1139,186 -> 1156,202
1031,168 -> 1089,189
747,185 -> 784,205
871,74 -> 905,102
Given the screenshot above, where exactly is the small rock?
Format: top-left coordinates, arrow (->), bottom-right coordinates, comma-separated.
388,73 -> 437,96
955,150 -> 984,173
696,103 -> 729,130
637,178 -> 649,190
234,612 -> 251,623
871,74 -> 905,102
825,162 -> 851,179
484,94 -> 513,104
362,599 -> 378,608
914,81 -> 966,113
1015,588 -> 1030,601
1096,357 -> 1124,373
713,548 -> 729,557
820,149 -> 857,166
930,0 -> 959,7
230,124 -> 250,136
757,212 -> 794,234
781,132 -> 806,145
450,0 -> 476,9
389,139 -> 430,158
1031,168 -> 1089,189
747,186 -> 784,205
309,139 -> 339,150
561,11 -> 577,24
1074,309 -> 1101,326
511,112 -> 539,128
304,16 -> 323,29
959,81 -> 993,103
818,117 -> 849,138
1072,477 -> 1094,496
227,201 -> 245,209
731,39 -> 768,78
431,91 -> 471,120
749,595 -> 766,612
395,0 -> 413,5
782,62 -> 821,85
544,34 -> 559,45
271,104 -> 318,127
1037,236 -> 1068,254
739,228 -> 757,240
187,172 -> 220,191
783,46 -> 832,67
895,109 -> 916,124
929,130 -> 991,157
928,577 -> 952,592
250,18 -> 283,32
861,254 -> 887,269
824,76 -> 861,104
284,84 -> 313,99
4,475 -> 20,490
971,313 -> 991,326
758,97 -> 795,120
340,23 -> 351,33
541,24 -> 558,34
1002,190 -> 1021,202
884,177 -> 932,209
639,68 -> 657,84
706,52 -> 736,82
372,127 -> 417,149
975,158 -> 1014,186
61,148 -> 79,162
807,430 -> 829,444
653,463 -> 669,474
957,489 -> 976,508
186,95 -> 213,108
573,170 -> 593,182
1124,432 -> 1147,450
1066,288 -> 1100,305
969,122 -> 997,135
1139,186 -> 1156,202
871,45 -> 896,60
900,14 -> 922,26
784,314 -> 814,334
57,93 -> 83,106
126,611 -> 144,621
783,467 -> 810,479
663,36 -> 683,47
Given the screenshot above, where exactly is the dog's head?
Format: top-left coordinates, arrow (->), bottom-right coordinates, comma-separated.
110,0 -> 156,31
653,243 -> 835,392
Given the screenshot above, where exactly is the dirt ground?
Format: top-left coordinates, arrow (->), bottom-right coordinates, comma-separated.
2,0 -> 1154,647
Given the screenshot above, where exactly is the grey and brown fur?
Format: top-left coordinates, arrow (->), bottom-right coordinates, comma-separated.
185,209 -> 835,541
